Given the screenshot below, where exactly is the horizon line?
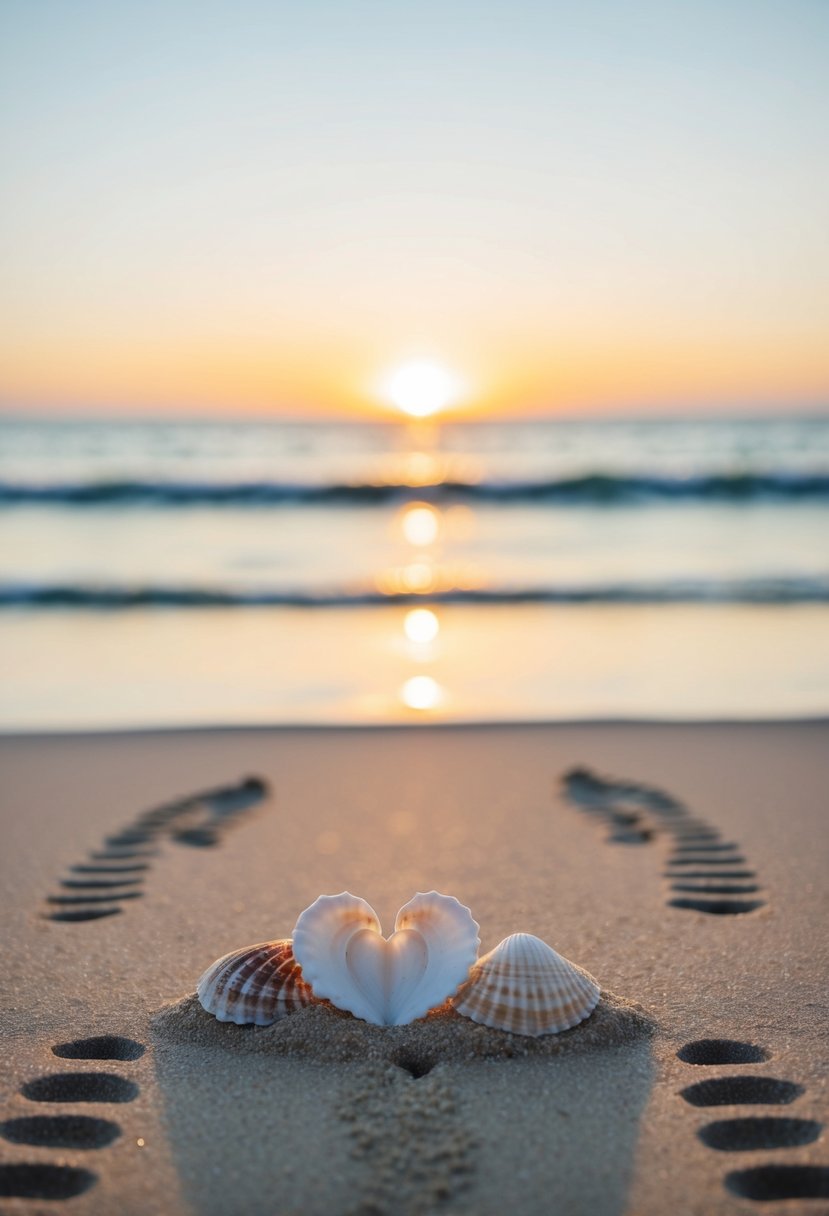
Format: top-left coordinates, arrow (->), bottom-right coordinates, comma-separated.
1,401 -> 828,426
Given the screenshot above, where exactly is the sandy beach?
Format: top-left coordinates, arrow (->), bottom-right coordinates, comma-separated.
4,1 -> 829,1210
1,721 -> 827,1214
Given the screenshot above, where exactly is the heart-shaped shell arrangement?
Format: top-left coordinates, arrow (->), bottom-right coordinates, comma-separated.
196,891 -> 601,1038
292,890 -> 480,1027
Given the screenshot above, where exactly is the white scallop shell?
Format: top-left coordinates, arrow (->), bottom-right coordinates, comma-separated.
196,939 -> 317,1026
292,890 -> 480,1027
451,932 -> 600,1036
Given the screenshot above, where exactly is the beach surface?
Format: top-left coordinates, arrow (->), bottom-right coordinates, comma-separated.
0,721 -> 827,1214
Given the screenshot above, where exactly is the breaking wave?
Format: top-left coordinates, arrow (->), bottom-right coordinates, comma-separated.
3,576 -> 828,608
2,471 -> 829,507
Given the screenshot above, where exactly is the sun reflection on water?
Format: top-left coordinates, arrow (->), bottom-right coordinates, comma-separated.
373,561 -> 485,597
401,502 -> 440,546
404,607 -> 440,645
379,418 -> 486,717
400,674 -> 443,711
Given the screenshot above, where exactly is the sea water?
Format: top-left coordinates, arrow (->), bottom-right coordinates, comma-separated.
1,416 -> 827,728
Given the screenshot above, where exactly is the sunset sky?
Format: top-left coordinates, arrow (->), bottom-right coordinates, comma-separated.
1,0 -> 827,419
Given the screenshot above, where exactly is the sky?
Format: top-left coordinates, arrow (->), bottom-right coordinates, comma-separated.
1,0 -> 828,419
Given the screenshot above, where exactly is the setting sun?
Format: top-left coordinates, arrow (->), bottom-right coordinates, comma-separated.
384,361 -> 463,418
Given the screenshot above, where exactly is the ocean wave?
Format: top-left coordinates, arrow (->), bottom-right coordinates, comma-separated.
2,577 -> 828,608
2,471 -> 829,507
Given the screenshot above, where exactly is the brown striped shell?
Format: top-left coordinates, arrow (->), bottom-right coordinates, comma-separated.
196,939 -> 317,1026
450,932 -> 600,1036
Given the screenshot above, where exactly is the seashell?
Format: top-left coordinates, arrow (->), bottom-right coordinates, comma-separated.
451,932 -> 600,1036
196,939 -> 317,1026
292,891 -> 480,1027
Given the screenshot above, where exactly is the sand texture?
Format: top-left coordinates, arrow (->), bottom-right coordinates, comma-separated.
153,989 -> 654,1063
0,721 -> 827,1214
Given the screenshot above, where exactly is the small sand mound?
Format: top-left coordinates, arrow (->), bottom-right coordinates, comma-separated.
152,990 -> 655,1067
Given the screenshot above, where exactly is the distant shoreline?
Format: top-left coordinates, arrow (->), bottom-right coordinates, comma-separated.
4,716 -> 829,741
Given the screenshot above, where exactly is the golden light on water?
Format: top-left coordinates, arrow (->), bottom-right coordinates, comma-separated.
401,503 -> 440,546
404,607 -> 440,645
374,560 -> 485,597
383,361 -> 463,418
401,562 -> 435,593
400,451 -> 443,487
400,674 -> 443,710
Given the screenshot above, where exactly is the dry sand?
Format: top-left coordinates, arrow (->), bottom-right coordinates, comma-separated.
0,721 -> 827,1215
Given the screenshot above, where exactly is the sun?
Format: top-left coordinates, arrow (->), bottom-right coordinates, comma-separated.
383,360 -> 462,418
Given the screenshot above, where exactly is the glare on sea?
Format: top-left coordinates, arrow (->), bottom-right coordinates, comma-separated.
404,608 -> 440,645
400,675 -> 443,711
401,503 -> 440,546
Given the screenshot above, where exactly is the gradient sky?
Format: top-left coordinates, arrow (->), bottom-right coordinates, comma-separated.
1,0 -> 828,418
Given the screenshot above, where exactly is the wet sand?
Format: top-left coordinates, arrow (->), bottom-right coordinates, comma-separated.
0,721 -> 827,1214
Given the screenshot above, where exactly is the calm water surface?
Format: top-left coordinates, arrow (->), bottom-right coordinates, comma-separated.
1,417 -> 827,727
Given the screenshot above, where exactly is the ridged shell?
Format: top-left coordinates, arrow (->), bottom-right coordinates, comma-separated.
196,939 -> 316,1026
451,932 -> 600,1036
292,891 -> 480,1026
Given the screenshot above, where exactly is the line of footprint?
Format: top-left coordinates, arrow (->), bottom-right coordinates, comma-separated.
561,766 -> 766,916
1,777 -> 270,1199
562,767 -> 827,1200
0,1034 -> 146,1202
677,1037 -> 829,1203
44,775 -> 270,923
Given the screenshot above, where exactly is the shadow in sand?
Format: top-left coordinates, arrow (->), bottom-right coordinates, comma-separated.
151,1044 -> 359,1215
152,998 -> 654,1216
451,1043 -> 654,1216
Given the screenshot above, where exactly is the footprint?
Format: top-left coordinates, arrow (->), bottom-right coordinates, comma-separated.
46,775 -> 269,922
671,882 -> 761,895
45,878 -> 144,920
0,1162 -> 96,1200
664,869 -> 757,881
676,1039 -> 825,1205
561,766 -> 766,913
671,825 -> 722,839
52,1035 -> 146,1061
672,841 -> 741,853
562,767 -> 684,814
60,876 -> 144,890
172,826 -> 221,847
166,776 -> 270,848
677,1040 -> 770,1065
1,1114 -> 121,1149
0,1040 -> 146,1202
105,831 -> 157,847
674,835 -> 726,847
607,827 -> 655,845
48,891 -> 143,905
21,1073 -> 139,1103
559,779 -> 657,846
664,837 -> 764,910
90,848 -> 157,861
725,1165 -> 829,1201
667,856 -> 747,867
71,863 -> 150,874
668,896 -> 765,915
698,1116 -> 822,1152
680,1077 -> 803,1107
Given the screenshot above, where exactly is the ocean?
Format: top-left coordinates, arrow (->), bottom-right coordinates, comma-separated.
1,415 -> 827,728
